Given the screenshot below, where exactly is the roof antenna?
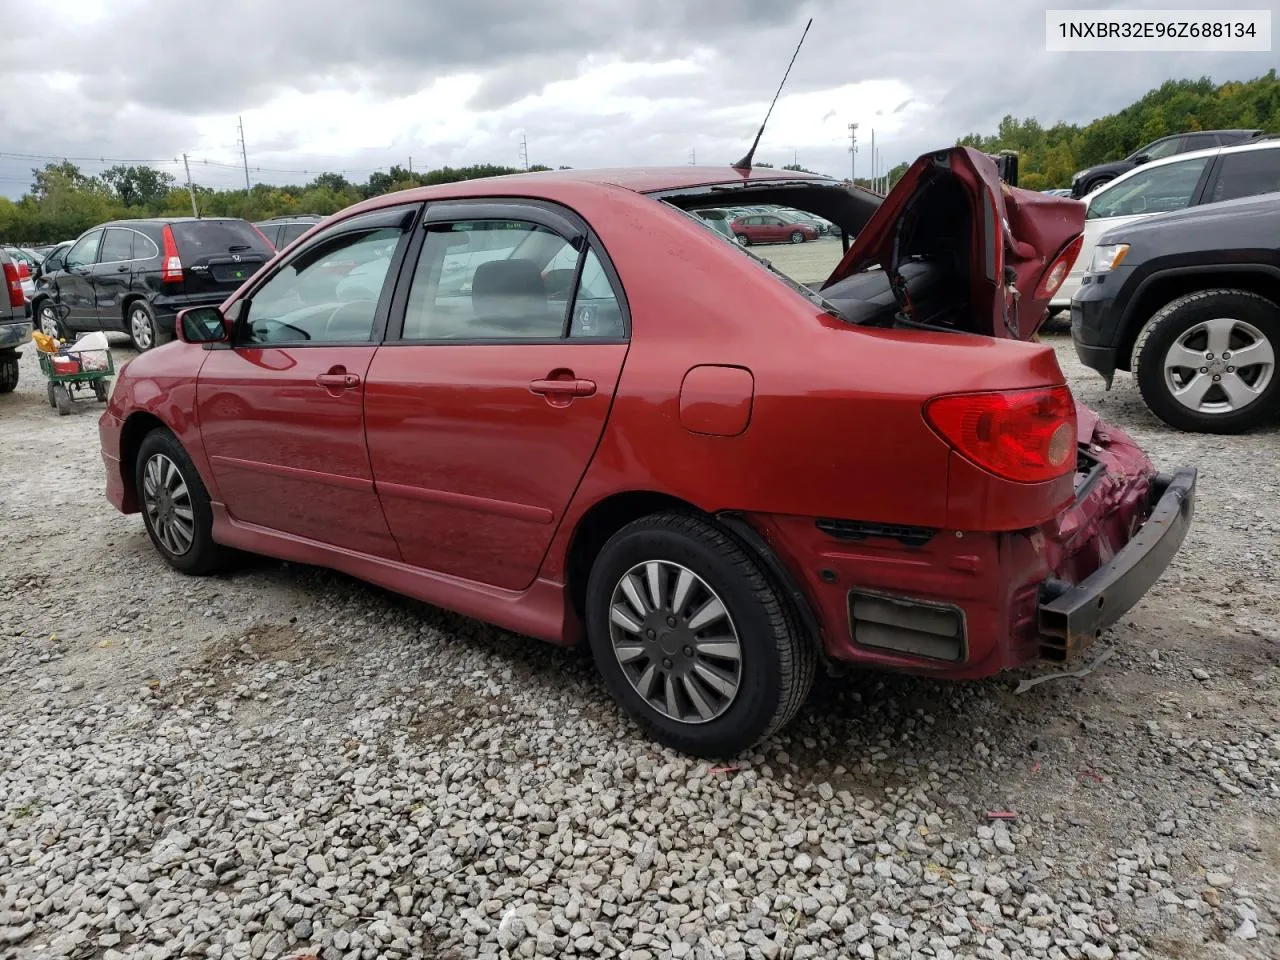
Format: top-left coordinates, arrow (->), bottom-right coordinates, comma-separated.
732,17 -> 813,171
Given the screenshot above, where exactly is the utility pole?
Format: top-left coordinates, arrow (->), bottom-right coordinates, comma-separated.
848,122 -> 858,183
408,156 -> 413,176
182,153 -> 198,217
518,132 -> 529,171
237,116 -> 251,192
688,147 -> 696,165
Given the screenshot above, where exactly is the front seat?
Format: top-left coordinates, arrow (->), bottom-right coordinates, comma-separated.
471,259 -> 562,336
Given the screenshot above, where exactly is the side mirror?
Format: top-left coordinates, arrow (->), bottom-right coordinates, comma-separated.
1132,153 -> 1150,165
176,305 -> 229,344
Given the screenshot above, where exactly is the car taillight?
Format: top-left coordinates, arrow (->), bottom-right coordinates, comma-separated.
16,262 -> 29,279
161,225 -> 184,283
3,262 -> 23,307
924,385 -> 1077,484
1035,235 -> 1085,300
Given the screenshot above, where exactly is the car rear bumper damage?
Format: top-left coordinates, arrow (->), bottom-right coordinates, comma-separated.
747,426 -> 1194,679
0,320 -> 33,350
1037,468 -> 1195,660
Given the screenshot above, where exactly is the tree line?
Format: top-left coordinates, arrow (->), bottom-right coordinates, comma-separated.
2,71 -> 1275,243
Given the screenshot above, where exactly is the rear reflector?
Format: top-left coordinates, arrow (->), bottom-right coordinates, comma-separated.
3,262 -> 23,308
924,385 -> 1077,484
160,225 -> 183,284
1035,234 -> 1085,300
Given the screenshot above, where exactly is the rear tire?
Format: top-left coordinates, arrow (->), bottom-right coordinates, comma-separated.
1133,289 -> 1280,434
735,234 -> 750,247
0,351 -> 17,394
135,429 -> 226,575
585,512 -> 816,758
36,301 -> 66,340
127,301 -> 171,352
1083,175 -> 1114,194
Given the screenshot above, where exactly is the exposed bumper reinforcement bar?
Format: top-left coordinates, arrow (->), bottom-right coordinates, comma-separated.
1038,467 -> 1197,660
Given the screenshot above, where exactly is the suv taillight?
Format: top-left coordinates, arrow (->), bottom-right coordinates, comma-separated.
3,262 -> 24,308
1035,235 -> 1085,300
15,262 -> 29,279
924,385 -> 1077,484
161,225 -> 184,283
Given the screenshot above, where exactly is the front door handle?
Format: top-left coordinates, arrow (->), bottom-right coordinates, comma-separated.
116,264 -> 129,273
530,377 -> 596,398
316,372 -> 360,389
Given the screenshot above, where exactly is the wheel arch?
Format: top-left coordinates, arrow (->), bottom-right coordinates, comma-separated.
1117,266 -> 1280,371
562,491 -> 824,657
117,411 -> 172,512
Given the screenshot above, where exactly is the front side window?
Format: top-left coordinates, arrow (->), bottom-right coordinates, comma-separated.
1087,156 -> 1209,220
64,230 -> 103,268
1136,137 -> 1184,161
241,226 -> 402,345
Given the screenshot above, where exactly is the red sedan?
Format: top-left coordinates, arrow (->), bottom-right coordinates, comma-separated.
730,212 -> 818,245
100,148 -> 1195,757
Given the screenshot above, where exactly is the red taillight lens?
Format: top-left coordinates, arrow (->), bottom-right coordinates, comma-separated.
160,225 -> 184,283
1035,234 -> 1085,299
16,262 -> 30,279
3,262 -> 23,308
924,385 -> 1077,484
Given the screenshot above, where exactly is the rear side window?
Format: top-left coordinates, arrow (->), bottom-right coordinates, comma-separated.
99,229 -> 134,263
1209,149 -> 1280,203
280,222 -> 311,246
171,220 -> 272,259
255,224 -> 282,249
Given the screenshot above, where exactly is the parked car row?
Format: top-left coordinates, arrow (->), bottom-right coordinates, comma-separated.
692,203 -> 840,246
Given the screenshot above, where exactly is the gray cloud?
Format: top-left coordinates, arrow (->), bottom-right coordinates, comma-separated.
2,0 -> 1275,200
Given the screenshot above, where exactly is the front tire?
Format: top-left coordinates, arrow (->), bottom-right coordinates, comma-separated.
790,231 -> 805,244
128,301 -> 172,352
585,513 -> 816,758
135,429 -> 226,574
1133,289 -> 1280,434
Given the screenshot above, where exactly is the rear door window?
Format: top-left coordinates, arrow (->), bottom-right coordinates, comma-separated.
1208,149 -> 1280,203
98,228 -> 134,263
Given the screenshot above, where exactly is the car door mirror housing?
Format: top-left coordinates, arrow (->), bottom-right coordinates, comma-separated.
176,306 -> 230,344
1132,154 -> 1150,165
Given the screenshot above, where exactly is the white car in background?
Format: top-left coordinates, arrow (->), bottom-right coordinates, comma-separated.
1053,138 -> 1280,311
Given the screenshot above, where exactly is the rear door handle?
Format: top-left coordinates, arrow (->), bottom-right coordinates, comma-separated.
530,378 -> 596,398
116,264 -> 129,272
316,372 -> 360,389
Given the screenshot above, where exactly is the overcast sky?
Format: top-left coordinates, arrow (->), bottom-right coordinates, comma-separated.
0,0 -> 1273,199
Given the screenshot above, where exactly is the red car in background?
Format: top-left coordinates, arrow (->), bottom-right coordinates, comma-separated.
731,212 -> 819,245
99,148 -> 1195,758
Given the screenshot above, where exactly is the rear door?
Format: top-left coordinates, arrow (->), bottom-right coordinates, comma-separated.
171,219 -> 272,300
364,199 -> 629,591
58,229 -> 104,330
1203,147 -> 1280,204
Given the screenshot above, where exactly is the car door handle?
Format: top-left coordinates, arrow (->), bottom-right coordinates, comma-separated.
316,372 -> 360,389
530,378 -> 596,398
116,264 -> 129,272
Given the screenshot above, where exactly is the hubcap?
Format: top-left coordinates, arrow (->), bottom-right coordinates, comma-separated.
131,308 -> 153,349
142,453 -> 195,556
40,306 -> 59,337
607,560 -> 743,725
1163,316 -> 1275,414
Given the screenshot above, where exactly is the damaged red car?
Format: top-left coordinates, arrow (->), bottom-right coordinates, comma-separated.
99,147 -> 1196,757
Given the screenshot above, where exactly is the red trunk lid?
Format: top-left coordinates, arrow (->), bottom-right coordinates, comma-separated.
823,147 -> 1085,339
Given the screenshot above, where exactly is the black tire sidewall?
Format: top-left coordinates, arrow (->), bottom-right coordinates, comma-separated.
129,301 -> 169,352
790,231 -> 804,243
134,429 -> 221,574
1136,291 -> 1280,433
37,301 -> 64,340
585,520 -> 787,757
0,353 -> 16,394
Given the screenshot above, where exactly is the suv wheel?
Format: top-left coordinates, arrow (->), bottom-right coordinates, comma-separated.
1134,289 -> 1280,433
135,429 -> 226,574
585,513 -> 816,758
37,301 -> 65,340
1083,174 -> 1115,193
0,350 -> 17,394
128,301 -> 172,352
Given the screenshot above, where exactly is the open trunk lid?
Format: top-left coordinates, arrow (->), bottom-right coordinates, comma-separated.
821,147 -> 1086,339
170,219 -> 272,297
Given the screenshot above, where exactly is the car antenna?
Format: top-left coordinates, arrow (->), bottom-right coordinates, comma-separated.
731,17 -> 813,172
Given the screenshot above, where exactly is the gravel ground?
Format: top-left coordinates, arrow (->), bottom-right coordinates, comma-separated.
1,331 -> 1277,960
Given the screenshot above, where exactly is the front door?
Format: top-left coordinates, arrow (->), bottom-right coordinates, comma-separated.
58,228 -> 103,330
364,201 -> 630,591
195,204 -> 421,558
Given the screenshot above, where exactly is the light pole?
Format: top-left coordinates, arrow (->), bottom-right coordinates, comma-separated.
848,122 -> 858,182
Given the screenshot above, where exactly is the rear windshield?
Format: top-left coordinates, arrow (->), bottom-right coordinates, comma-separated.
171,220 -> 272,259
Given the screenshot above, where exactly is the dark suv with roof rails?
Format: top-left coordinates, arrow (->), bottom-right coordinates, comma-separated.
31,217 -> 274,351
254,215 -> 326,251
